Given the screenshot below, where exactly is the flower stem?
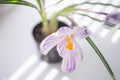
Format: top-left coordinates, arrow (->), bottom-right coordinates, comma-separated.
86,36 -> 116,80
36,0 -> 49,33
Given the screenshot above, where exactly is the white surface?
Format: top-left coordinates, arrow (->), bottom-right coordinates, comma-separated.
0,0 -> 120,80
0,5 -> 15,17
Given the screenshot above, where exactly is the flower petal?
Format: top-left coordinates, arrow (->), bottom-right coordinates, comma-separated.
61,40 -> 83,72
56,27 -> 72,36
104,12 -> 120,29
62,52 -> 76,72
40,33 -> 62,55
106,12 -> 120,24
73,40 -> 83,65
73,26 -> 90,40
57,38 -> 66,57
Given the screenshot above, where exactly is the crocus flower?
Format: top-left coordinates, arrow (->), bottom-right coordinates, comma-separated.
40,26 -> 90,72
104,12 -> 120,28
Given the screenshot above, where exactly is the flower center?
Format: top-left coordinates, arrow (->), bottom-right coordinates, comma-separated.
65,35 -> 74,50
66,43 -> 73,50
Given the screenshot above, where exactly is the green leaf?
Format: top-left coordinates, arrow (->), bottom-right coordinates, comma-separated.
86,37 -> 116,80
49,5 -> 78,32
36,0 -> 48,32
80,1 -> 120,8
55,1 -> 120,29
67,1 -> 120,8
49,13 -> 59,32
73,13 -> 120,29
59,5 -> 79,14
46,0 -> 64,9
57,0 -> 64,4
0,0 -> 38,10
58,1 -> 120,14
36,0 -> 43,11
52,0 -> 64,6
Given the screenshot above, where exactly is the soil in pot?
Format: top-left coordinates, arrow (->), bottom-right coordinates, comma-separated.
33,21 -> 68,63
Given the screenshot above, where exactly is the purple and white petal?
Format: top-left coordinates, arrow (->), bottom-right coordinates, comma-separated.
62,52 -> 76,72
104,12 -> 120,29
40,33 -> 62,55
73,26 -> 90,40
73,40 -> 83,65
106,12 -> 120,24
57,38 -> 66,57
56,27 -> 72,36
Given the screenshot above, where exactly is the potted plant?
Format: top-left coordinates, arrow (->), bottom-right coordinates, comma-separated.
0,0 -> 120,80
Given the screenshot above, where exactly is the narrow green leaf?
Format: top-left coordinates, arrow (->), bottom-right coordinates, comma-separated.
59,6 -> 79,14
46,0 -> 64,9
36,0 -> 43,12
54,0 -> 64,6
73,13 -> 120,29
80,1 -> 120,8
86,37 -> 116,80
0,0 -> 38,10
67,1 -> 120,8
58,1 -> 120,14
36,0 -> 48,32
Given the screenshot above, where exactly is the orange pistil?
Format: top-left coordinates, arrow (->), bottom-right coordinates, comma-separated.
65,35 -> 74,50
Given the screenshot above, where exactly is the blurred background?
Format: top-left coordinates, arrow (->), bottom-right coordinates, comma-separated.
0,0 -> 120,80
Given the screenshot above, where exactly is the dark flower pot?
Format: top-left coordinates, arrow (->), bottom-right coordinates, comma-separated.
33,21 -> 68,63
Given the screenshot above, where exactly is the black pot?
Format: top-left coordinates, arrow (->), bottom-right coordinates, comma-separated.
33,21 -> 68,63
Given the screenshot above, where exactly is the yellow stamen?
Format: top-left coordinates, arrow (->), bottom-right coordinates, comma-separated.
66,35 -> 71,42
66,43 -> 73,50
65,35 -> 74,50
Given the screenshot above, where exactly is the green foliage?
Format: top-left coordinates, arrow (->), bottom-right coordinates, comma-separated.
0,0 -> 38,10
